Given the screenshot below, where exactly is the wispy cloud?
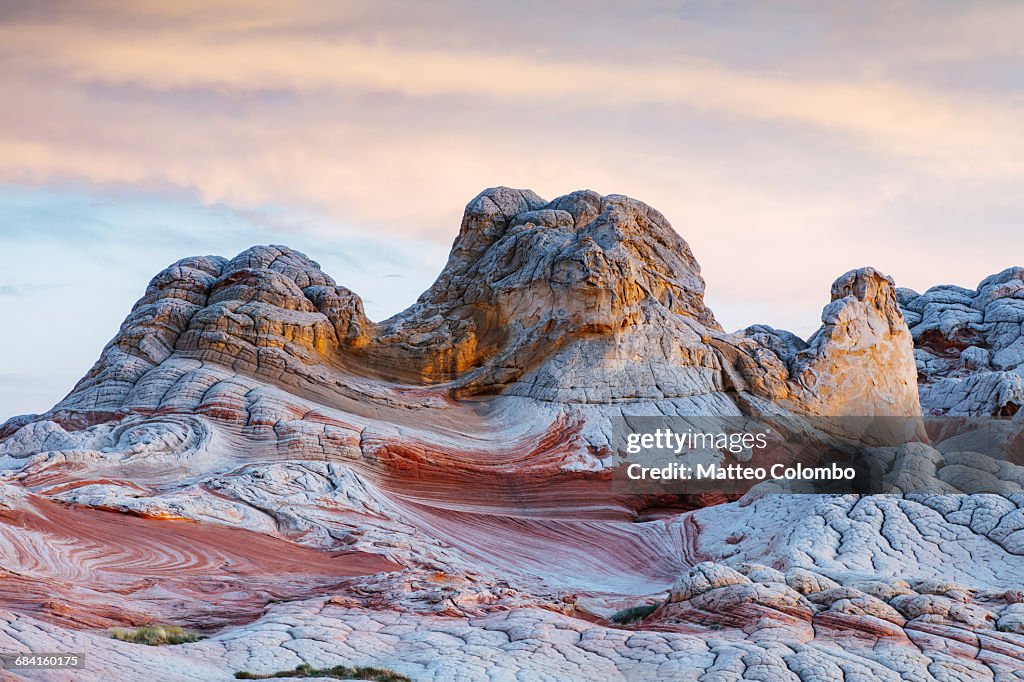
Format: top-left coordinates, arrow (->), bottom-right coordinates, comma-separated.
0,283 -> 67,296
0,2 -> 1022,232
2,16 -> 1022,175
0,0 -> 1022,368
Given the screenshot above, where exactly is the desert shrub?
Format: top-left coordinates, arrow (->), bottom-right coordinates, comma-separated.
234,663 -> 411,681
110,625 -> 203,646
609,603 -> 659,624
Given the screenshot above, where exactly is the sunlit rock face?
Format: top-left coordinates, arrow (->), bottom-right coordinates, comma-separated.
755,267 -> 921,417
2,188 -> 1023,681
899,267 -> 1024,416
46,187 -> 921,416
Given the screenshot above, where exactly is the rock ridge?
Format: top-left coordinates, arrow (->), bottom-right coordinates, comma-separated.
47,187 -> 920,417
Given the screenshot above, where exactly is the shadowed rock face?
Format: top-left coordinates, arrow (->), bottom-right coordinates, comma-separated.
899,267 -> 1024,416
2,188 -> 1023,681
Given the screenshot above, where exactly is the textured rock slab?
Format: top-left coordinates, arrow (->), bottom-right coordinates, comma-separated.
900,267 -> 1024,416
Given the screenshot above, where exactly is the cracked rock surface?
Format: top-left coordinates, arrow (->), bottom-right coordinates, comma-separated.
1,188 -> 1023,680
899,268 -> 1024,416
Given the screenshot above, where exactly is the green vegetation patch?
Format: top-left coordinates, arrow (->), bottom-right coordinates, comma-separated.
110,625 -> 204,646
234,662 -> 411,681
609,603 -> 659,624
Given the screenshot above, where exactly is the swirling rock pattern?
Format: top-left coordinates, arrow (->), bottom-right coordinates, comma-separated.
1,188 -> 1022,681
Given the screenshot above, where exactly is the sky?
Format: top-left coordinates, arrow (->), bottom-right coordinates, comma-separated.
2,0 -> 1024,419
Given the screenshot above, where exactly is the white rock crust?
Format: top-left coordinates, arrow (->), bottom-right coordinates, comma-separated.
899,267 -> 1024,415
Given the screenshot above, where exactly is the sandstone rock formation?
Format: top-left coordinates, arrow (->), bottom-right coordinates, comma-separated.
898,268 -> 1024,416
1,188 -> 1023,681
